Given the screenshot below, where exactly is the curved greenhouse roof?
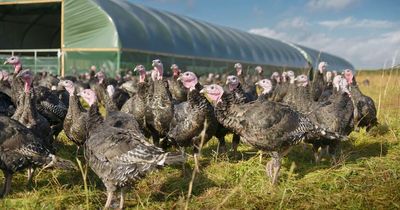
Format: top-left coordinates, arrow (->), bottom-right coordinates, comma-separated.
0,0 -> 354,75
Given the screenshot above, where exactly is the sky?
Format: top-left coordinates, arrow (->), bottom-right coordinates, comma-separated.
130,0 -> 400,69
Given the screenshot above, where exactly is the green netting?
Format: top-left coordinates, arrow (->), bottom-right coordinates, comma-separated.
63,51 -> 119,76
118,51 -> 296,77
0,54 -> 60,75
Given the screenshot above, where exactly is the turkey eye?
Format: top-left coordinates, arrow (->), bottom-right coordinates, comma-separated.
211,86 -> 214,89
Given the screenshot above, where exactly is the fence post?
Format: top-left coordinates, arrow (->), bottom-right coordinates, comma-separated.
34,51 -> 37,74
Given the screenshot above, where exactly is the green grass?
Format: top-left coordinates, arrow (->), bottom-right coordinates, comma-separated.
1,70 -> 400,209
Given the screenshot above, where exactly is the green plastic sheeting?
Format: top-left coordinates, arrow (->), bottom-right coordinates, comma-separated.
0,0 -> 354,76
64,51 -> 119,76
63,0 -> 118,48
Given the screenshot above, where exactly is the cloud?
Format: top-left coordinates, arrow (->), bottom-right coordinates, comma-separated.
319,17 -> 396,29
277,17 -> 310,29
307,0 -> 358,10
248,28 -> 291,40
248,27 -> 400,69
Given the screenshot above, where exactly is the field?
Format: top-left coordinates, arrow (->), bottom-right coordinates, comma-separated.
1,69 -> 400,209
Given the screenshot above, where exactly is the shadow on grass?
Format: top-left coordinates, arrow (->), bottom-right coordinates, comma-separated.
151,169 -> 217,203
344,141 -> 388,162
283,140 -> 389,179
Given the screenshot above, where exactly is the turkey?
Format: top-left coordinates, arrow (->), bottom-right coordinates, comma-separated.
167,71 -> 219,155
250,66 -> 265,85
59,80 -> 88,147
121,65 -> 151,137
4,56 -> 67,137
103,84 -> 141,132
79,89 -> 185,209
34,71 -> 59,90
280,74 -> 314,114
269,71 -> 282,101
107,84 -> 130,111
33,85 -> 67,137
343,69 -> 378,131
270,70 -> 294,102
145,59 -> 174,146
226,75 -> 255,103
318,71 -> 334,102
0,115 -> 75,198
0,71 -> 15,117
255,78 -> 273,102
91,71 -> 108,104
310,62 -> 328,102
305,75 -> 354,163
234,63 -> 256,99
4,56 -> 25,109
200,84 -> 347,184
168,64 -> 187,103
12,70 -> 53,148
225,74 -> 262,156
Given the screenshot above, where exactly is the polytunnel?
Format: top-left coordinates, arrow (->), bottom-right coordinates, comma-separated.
0,0 -> 354,76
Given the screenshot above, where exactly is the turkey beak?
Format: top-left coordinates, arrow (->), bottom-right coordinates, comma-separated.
199,88 -> 206,94
255,82 -> 259,86
225,80 -> 230,85
3,61 -> 8,65
177,76 -> 181,81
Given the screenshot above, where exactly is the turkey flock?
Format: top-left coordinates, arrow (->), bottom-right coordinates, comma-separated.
0,56 -> 378,208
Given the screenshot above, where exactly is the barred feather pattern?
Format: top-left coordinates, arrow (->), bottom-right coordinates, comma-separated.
39,101 -> 67,119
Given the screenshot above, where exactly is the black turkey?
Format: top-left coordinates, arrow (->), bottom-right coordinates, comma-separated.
167,71 -> 219,154
234,63 -> 256,99
12,70 -> 53,148
310,62 -> 328,102
200,84 -> 347,184
226,75 -> 256,103
168,64 -> 187,103
4,56 -> 67,137
103,84 -> 141,132
33,85 -> 67,137
106,83 -> 129,110
79,89 -> 185,209
344,69 -> 378,131
145,59 -> 174,146
0,71 -> 15,116
318,70 -> 334,102
59,80 -> 88,147
0,115 -> 75,198
280,74 -> 314,114
305,75 -> 354,163
121,65 -> 151,137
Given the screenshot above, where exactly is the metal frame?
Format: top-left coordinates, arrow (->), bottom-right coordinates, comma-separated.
0,49 -> 61,74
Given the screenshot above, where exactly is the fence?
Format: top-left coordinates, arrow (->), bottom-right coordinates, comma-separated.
0,49 -> 61,75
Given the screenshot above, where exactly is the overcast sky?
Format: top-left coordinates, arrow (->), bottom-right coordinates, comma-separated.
130,0 -> 400,69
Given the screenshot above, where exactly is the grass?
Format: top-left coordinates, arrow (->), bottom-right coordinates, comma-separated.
1,69 -> 400,209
